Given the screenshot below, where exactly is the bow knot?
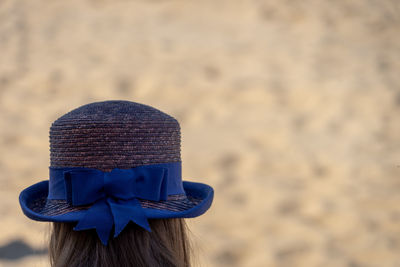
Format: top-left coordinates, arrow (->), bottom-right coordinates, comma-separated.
63,166 -> 169,245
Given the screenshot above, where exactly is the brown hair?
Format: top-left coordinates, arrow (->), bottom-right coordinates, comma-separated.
49,219 -> 192,267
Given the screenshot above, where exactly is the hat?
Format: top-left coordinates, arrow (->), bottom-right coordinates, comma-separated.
19,100 -> 214,245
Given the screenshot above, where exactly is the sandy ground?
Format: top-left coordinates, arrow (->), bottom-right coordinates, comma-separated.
1,0 -> 400,266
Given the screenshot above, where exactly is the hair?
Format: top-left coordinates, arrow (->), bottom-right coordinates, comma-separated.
49,218 -> 192,267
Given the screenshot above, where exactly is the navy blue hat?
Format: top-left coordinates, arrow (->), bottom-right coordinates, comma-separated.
19,100 -> 214,245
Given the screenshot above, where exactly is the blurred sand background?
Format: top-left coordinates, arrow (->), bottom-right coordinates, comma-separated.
1,0 -> 400,266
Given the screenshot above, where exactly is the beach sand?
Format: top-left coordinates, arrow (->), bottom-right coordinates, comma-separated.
0,0 -> 400,266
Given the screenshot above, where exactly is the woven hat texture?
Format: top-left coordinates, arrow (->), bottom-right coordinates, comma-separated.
50,100 -> 181,171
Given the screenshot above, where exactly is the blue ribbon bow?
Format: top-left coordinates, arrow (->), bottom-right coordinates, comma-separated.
63,166 -> 170,245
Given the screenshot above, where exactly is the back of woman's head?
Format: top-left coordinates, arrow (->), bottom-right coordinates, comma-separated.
49,218 -> 192,267
20,102 -> 213,267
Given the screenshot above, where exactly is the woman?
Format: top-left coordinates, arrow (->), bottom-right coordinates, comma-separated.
19,100 -> 214,267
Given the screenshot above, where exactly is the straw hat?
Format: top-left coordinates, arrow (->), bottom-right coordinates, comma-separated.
19,100 -> 214,245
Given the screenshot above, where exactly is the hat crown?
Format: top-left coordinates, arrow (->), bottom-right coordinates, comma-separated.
50,101 -> 181,171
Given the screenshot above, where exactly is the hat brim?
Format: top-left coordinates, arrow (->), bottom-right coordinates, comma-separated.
19,180 -> 214,223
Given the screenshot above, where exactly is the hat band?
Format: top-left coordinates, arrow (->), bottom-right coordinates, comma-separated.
46,162 -> 184,245
48,162 -> 184,200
